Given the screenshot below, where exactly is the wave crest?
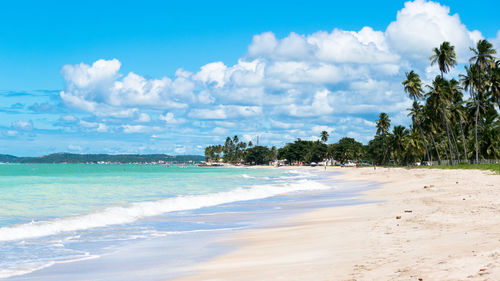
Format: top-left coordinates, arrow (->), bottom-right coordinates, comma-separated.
0,180 -> 332,242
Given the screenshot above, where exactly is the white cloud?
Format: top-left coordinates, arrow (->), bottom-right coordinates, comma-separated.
159,112 -> 185,124
174,145 -> 186,154
311,125 -> 335,135
62,115 -> 77,122
96,123 -> 109,132
248,32 -> 278,58
137,113 -> 151,123
492,30 -> 500,52
6,130 -> 18,136
212,127 -> 228,135
248,28 -> 398,64
52,0 -> 489,147
193,62 -> 227,87
386,0 -> 482,62
213,121 -> 238,128
12,120 -> 33,131
60,59 -> 193,117
122,125 -> 147,133
270,120 -> 300,129
79,120 -> 108,132
188,108 -> 227,119
282,89 -> 334,117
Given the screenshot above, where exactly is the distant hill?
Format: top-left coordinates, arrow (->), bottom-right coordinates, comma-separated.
0,153 -> 205,164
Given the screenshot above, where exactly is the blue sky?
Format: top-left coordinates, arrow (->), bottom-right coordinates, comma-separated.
0,0 -> 499,156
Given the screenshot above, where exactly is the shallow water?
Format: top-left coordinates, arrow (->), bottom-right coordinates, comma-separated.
0,164 -> 376,280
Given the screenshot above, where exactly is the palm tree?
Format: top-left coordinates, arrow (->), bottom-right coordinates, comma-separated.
320,131 -> 329,143
392,125 -> 409,165
205,146 -> 214,161
215,145 -> 223,161
422,108 -> 442,164
479,109 -> 500,159
446,79 -> 462,160
461,64 -> 482,163
407,101 -> 430,162
449,82 -> 468,162
430,41 -> 457,78
468,40 -> 498,162
470,40 -> 497,71
376,113 -> 391,136
403,128 -> 425,165
376,113 -> 391,164
489,60 -> 500,110
427,76 -> 455,164
403,70 -> 425,100
403,71 -> 429,162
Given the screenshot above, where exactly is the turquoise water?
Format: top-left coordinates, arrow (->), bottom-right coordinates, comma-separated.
0,164 -> 283,227
1,164 -> 353,279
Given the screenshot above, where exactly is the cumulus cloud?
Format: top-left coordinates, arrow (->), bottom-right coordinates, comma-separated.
79,120 -> 108,132
311,125 -> 335,135
281,90 -> 334,117
492,30 -> 500,52
193,62 -> 227,87
159,112 -> 185,124
60,59 -> 193,117
137,113 -> 151,123
51,0 -> 488,148
386,0 -> 482,62
122,125 -> 148,134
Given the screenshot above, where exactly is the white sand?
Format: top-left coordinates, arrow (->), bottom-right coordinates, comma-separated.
173,167 -> 500,281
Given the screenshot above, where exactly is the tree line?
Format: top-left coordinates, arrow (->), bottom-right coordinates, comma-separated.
205,133 -> 364,165
372,39 -> 499,165
0,153 -> 205,163
205,40 -> 499,166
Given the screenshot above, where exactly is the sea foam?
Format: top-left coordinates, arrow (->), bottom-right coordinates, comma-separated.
0,179 -> 332,242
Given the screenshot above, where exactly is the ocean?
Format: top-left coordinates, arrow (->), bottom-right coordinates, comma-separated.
0,164 -> 375,280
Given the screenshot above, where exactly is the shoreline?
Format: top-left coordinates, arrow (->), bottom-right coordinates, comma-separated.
173,166 -> 500,280
2,166 -> 367,280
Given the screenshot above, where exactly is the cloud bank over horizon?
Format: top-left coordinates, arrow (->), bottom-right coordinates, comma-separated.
1,0 -> 499,156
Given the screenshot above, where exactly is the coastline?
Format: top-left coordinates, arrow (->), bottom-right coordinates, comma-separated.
2,166 -> 369,280
173,166 -> 500,280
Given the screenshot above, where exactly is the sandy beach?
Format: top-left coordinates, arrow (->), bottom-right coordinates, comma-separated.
173,167 -> 500,281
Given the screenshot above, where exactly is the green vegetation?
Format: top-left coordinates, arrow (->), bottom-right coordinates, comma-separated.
0,153 -> 204,164
205,40 -> 499,168
366,40 -> 499,166
278,139 -> 327,164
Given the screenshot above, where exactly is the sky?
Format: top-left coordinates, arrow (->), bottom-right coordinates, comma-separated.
0,0 -> 499,156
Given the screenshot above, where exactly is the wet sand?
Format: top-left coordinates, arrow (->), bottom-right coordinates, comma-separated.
173,167 -> 500,281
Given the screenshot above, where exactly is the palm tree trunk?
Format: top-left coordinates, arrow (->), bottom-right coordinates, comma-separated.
418,125 -> 430,162
383,135 -> 390,165
429,131 -> 441,164
459,119 -> 468,162
441,105 -> 454,165
475,101 -> 479,164
449,123 -> 460,162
